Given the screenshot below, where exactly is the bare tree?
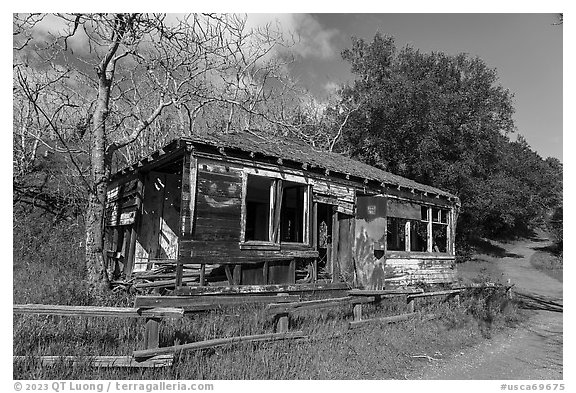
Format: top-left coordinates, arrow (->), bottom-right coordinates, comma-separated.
13,13 -> 304,295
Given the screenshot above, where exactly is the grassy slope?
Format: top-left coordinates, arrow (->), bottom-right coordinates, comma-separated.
13,216 -> 525,379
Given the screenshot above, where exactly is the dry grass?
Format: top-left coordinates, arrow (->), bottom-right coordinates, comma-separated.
13,215 -> 525,379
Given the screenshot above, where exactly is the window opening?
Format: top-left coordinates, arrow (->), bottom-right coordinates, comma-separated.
245,176 -> 272,241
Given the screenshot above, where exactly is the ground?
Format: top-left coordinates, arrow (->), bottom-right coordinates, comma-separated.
412,235 -> 563,380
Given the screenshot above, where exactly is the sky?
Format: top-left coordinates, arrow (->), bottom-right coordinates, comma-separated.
246,13 -> 563,161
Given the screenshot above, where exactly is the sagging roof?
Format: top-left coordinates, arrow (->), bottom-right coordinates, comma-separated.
114,130 -> 458,201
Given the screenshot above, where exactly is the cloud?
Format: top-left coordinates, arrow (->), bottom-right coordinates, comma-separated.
246,13 -> 339,59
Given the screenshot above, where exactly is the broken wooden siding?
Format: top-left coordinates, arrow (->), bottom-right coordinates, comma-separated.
353,196 -> 388,289
107,133 -> 460,288
384,256 -> 456,286
134,171 -> 181,272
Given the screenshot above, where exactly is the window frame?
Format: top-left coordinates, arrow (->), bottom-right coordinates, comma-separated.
385,200 -> 453,256
240,170 -> 311,249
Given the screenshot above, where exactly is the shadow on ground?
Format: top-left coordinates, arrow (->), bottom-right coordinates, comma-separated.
469,237 -> 523,259
514,292 -> 563,313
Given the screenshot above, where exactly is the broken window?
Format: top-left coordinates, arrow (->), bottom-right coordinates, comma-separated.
245,176 -> 272,241
280,182 -> 307,243
432,207 -> 448,252
386,200 -> 451,254
387,217 -> 407,251
410,220 -> 428,252
243,175 -> 309,244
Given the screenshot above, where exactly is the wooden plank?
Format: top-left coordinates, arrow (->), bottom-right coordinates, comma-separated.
144,318 -> 160,349
266,296 -> 375,315
348,312 -> 416,329
224,265 -> 234,284
331,206 -> 339,282
233,264 -> 241,285
353,304 -> 363,321
263,261 -> 269,284
199,264 -> 206,286
13,304 -> 184,318
174,282 -> 350,296
134,295 -> 300,310
13,355 -> 173,368
288,258 -> 296,284
133,332 -> 306,359
407,289 -> 462,299
177,153 -> 197,286
348,289 -> 424,296
124,224 -> 138,278
134,277 -> 199,289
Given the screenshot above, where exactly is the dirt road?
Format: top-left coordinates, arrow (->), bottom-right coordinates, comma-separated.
415,238 -> 563,380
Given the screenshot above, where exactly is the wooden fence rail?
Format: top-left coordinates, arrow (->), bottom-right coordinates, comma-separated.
133,332 -> 307,359
13,304 -> 184,319
13,304 -> 184,368
14,285 -> 507,368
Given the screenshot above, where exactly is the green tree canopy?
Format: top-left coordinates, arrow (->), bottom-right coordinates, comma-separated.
336,33 -> 561,240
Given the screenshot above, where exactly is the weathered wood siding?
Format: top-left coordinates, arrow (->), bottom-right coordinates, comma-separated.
134,171 -> 181,271
384,256 -> 456,286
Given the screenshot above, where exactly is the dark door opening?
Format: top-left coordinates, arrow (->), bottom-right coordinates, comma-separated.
316,203 -> 334,279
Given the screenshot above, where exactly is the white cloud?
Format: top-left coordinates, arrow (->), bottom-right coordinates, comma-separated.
246,13 -> 339,59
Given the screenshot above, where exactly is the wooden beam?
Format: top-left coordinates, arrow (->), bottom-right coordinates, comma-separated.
348,312 -> 416,329
134,277 -> 199,290
407,289 -> 462,299
224,265 -> 234,285
348,289 -> 424,296
13,355 -> 173,368
288,258 -> 296,284
263,261 -> 269,284
124,224 -> 138,279
13,304 -> 184,319
266,296 -> 374,316
199,264 -> 206,286
177,152 -> 198,287
331,206 -> 339,282
174,282 -> 350,296
233,264 -> 241,285
134,295 -> 299,311
133,332 -> 306,359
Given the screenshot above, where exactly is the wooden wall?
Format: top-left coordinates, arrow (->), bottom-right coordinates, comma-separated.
134,171 -> 181,271
177,156 -> 300,285
384,256 -> 456,287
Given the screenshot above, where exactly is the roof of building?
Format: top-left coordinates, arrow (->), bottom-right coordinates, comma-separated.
179,130 -> 456,200
112,129 -> 457,200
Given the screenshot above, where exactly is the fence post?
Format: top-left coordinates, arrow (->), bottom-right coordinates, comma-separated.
144,317 -> 161,349
407,296 -> 415,313
353,304 -> 363,321
276,313 -> 289,333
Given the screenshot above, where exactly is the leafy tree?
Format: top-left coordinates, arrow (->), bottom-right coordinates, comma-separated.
335,33 -> 561,242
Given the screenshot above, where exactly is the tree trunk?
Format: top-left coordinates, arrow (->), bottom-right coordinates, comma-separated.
85,66 -> 113,297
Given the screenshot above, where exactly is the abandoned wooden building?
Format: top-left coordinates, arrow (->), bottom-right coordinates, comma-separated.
105,130 -> 460,290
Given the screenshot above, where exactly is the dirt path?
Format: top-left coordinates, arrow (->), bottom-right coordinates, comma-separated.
415,238 -> 563,380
